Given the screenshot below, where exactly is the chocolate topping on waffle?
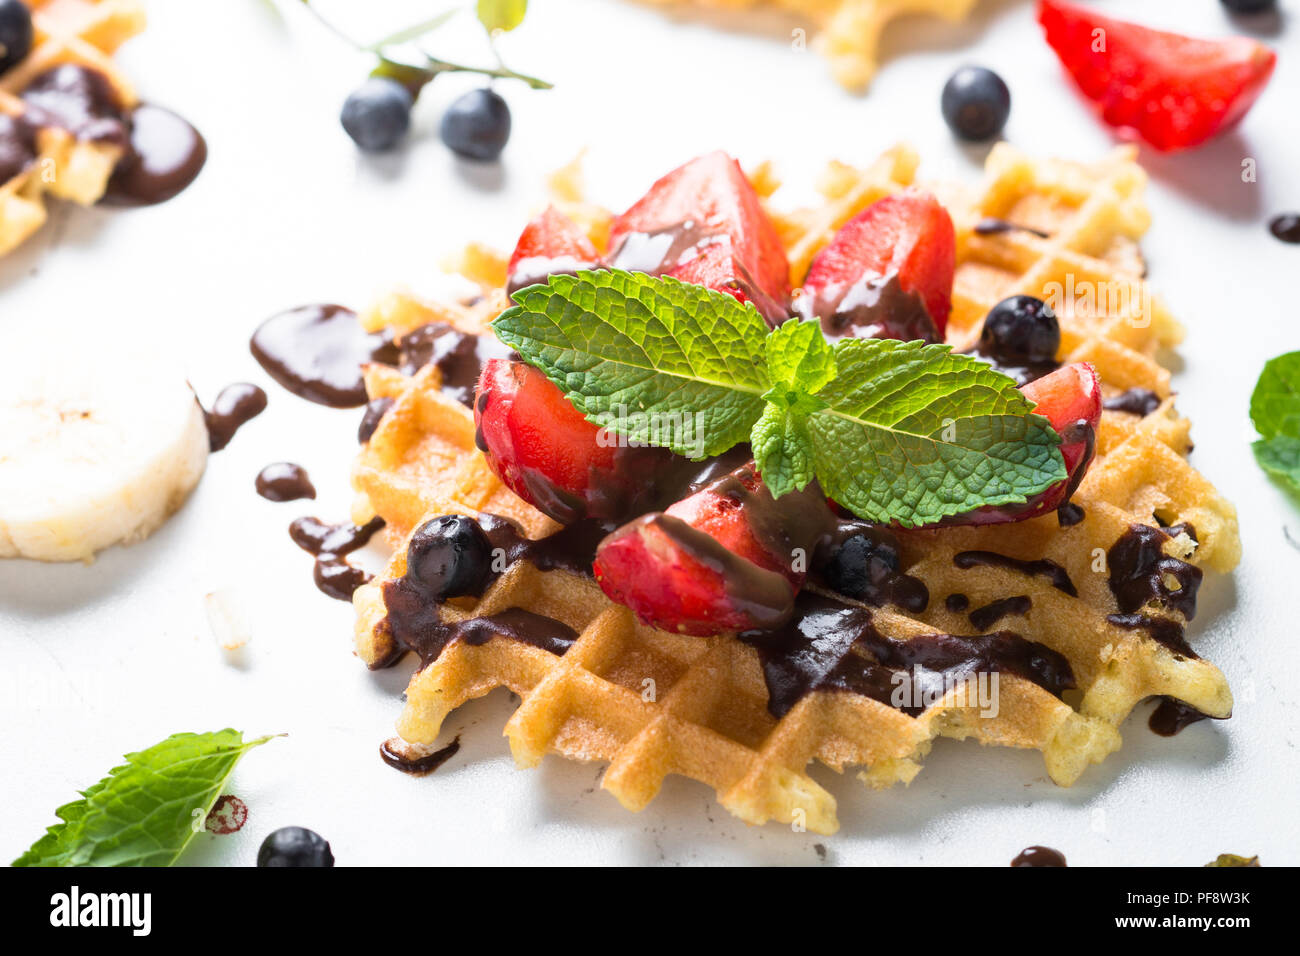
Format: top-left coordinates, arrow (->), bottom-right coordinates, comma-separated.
1107,524 -> 1202,619
380,736 -> 461,775
20,64 -> 127,144
1103,387 -> 1162,417
0,112 -> 36,182
1148,698 -> 1215,737
953,550 -> 1077,597
1105,613 -> 1196,659
251,305 -> 399,408
972,217 -> 1050,239
358,397 -> 394,443
741,591 -> 1074,719
396,321 -> 511,406
969,595 -> 1032,630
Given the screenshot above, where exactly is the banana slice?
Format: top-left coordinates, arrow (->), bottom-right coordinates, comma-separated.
0,355 -> 210,562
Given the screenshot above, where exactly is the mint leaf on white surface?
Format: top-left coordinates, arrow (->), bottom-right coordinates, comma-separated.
808,339 -> 1064,527
13,730 -> 275,867
1250,352 -> 1300,495
494,270 -> 771,458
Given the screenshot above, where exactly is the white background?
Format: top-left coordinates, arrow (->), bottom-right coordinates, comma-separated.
2,0 -> 1298,866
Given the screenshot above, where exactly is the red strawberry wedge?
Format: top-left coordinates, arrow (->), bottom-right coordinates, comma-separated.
1038,0 -> 1276,152
605,151 -> 791,323
795,188 -> 954,342
594,463 -> 835,635
474,358 -> 676,524
506,205 -> 600,298
940,362 -> 1102,526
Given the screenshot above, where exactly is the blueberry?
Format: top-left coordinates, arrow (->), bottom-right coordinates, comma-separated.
941,66 -> 1011,141
257,827 -> 334,867
440,88 -> 511,161
407,515 -> 492,599
978,295 -> 1060,364
0,0 -> 34,75
1220,0 -> 1275,12
340,77 -> 412,152
822,530 -> 901,600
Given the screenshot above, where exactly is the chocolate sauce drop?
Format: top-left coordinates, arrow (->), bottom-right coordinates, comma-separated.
973,218 -> 1051,239
969,595 -> 1032,631
289,515 -> 385,601
102,103 -> 206,206
1148,698 -> 1214,736
255,462 -> 316,502
1269,213 -> 1300,244
1011,846 -> 1067,867
953,551 -> 1077,597
203,383 -> 267,452
945,593 -> 970,613
1106,525 -> 1202,619
250,305 -> 397,408
1103,387 -> 1162,417
380,735 -> 461,775
1057,502 -> 1085,527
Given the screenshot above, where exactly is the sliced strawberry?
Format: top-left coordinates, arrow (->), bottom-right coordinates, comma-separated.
1038,0 -> 1276,152
795,188 -> 954,340
940,362 -> 1102,526
505,205 -> 600,297
605,151 -> 791,323
594,463 -> 834,635
474,358 -> 673,523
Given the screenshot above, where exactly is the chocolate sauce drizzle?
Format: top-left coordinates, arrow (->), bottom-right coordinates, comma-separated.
1148,698 -> 1214,737
1269,213 -> 1300,244
1011,845 -> 1067,867
1056,502 -> 1085,527
1106,524 -> 1202,619
1103,387 -> 1162,417
969,595 -> 1032,631
973,217 -> 1051,239
255,462 -> 316,502
739,591 -> 1074,719
0,113 -> 37,183
358,397 -> 394,443
395,321 -> 511,406
203,383 -> 267,452
954,551 -> 1078,597
380,735 -> 461,775
289,515 -> 385,601
792,272 -> 940,344
1106,613 -> 1197,659
251,305 -> 397,408
945,593 -> 970,613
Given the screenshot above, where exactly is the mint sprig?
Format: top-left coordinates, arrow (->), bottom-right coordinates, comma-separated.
494,271 -> 1066,528
1251,351 -> 1300,495
13,730 -> 276,867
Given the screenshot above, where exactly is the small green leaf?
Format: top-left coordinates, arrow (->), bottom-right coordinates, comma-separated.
765,319 -> 836,394
806,339 -> 1065,527
1250,351 -> 1300,441
493,270 -> 771,459
752,404 -> 816,498
13,730 -> 276,867
1253,435 -> 1300,494
477,0 -> 527,33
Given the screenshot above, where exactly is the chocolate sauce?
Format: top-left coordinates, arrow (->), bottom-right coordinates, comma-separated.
1103,387 -> 1162,417
953,551 -> 1077,597
945,593 -> 970,613
250,304 -> 398,407
973,218 -> 1051,239
740,592 -> 1074,718
506,255 -> 595,298
1057,502 -> 1085,527
1269,213 -> 1300,244
792,272 -> 940,344
357,397 -> 394,443
1107,524 -> 1202,619
203,383 -> 267,452
963,346 -> 1060,386
1106,613 -> 1197,659
969,595 -> 1032,630
102,103 -> 206,206
289,515 -> 385,601
16,65 -> 205,206
255,462 -> 316,502
0,113 -> 37,183
1148,698 -> 1213,737
380,735 -> 461,775
388,604 -> 577,670
396,321 -> 510,406
1011,846 -> 1067,867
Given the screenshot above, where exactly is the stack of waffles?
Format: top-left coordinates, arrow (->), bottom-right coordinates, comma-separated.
0,0 -> 143,257
347,143 -> 1240,835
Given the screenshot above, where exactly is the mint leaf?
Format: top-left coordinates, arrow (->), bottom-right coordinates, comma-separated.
477,0 -> 527,33
1250,351 -> 1300,440
493,270 -> 771,458
752,403 -> 816,498
1254,435 -> 1300,494
806,339 -> 1065,528
764,319 -> 836,405
13,730 -> 275,867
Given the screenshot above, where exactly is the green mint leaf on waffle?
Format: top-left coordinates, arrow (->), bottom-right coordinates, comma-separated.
807,338 -> 1065,527
494,270 -> 771,459
1250,352 -> 1300,495
13,730 -> 276,867
495,270 -> 1065,525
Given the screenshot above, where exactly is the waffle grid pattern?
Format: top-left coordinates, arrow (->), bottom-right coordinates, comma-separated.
349,144 -> 1240,834
0,0 -> 144,256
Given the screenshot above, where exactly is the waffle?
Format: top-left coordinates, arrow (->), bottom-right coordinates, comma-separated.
636,0 -> 978,91
348,144 -> 1240,835
0,0 -> 144,257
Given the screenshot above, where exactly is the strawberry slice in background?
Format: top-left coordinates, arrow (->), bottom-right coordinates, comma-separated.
605,151 -> 791,323
505,205 -> 600,297
795,188 -> 954,342
1038,0 -> 1276,152
594,463 -> 834,635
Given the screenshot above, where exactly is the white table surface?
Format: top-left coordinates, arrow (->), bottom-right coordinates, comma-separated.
2,0 -> 1298,866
